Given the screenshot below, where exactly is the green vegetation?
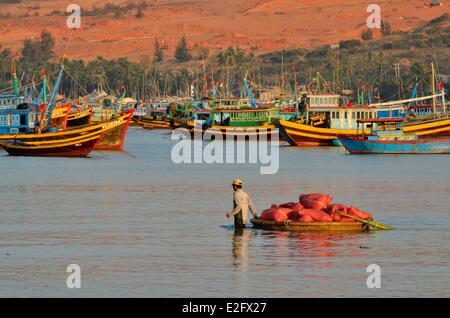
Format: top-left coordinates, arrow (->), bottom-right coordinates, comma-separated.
0,0 -> 22,4
174,36 -> 192,63
135,4 -> 144,19
0,14 -> 449,102
83,1 -> 149,19
361,28 -> 374,41
153,39 -> 164,63
20,31 -> 55,65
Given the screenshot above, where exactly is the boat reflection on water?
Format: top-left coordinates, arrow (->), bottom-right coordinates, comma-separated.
251,229 -> 371,262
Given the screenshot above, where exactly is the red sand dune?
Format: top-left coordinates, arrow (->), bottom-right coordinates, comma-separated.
0,0 -> 448,60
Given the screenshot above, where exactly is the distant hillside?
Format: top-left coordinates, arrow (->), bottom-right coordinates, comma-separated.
255,13 -> 450,99
0,0 -> 448,60
0,8 -> 449,101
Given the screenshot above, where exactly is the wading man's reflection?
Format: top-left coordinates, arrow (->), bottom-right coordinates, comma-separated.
232,228 -> 251,271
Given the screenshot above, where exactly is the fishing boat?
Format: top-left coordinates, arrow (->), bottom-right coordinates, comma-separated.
0,106 -> 40,135
251,218 -> 368,232
338,118 -> 450,154
135,109 -> 171,129
202,105 -> 279,140
94,110 -> 133,150
177,97 -> 280,140
0,133 -> 101,157
0,111 -> 133,151
49,105 -> 70,129
275,92 -> 449,146
67,107 -> 93,127
0,94 -> 27,110
274,94 -> 378,146
141,120 -> 171,130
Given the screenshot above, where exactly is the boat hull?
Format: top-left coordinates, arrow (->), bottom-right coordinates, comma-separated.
199,125 -> 278,141
95,112 -> 132,150
404,117 -> 450,137
338,136 -> 450,154
275,117 -> 450,146
178,120 -> 279,140
0,111 -> 133,151
274,119 -> 364,146
143,121 -> 171,129
135,117 -> 171,129
67,108 -> 93,127
251,219 -> 368,232
0,136 -> 100,157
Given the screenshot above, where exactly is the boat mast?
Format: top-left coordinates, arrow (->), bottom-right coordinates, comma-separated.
43,67 -> 64,130
443,88 -> 447,117
281,50 -> 284,94
12,65 -> 19,97
431,63 -> 437,117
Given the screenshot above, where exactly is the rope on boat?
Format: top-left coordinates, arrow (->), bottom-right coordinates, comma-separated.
369,93 -> 444,107
283,220 -> 292,231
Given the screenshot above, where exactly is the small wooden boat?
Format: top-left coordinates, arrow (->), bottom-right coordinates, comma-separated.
134,109 -> 172,129
142,121 -> 171,129
0,134 -> 101,157
67,107 -> 93,127
251,218 -> 368,232
339,118 -> 450,154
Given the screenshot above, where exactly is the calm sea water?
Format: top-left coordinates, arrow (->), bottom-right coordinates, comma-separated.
0,127 -> 449,297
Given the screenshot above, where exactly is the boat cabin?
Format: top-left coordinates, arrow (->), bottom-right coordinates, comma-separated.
304,93 -> 406,130
409,104 -> 444,119
212,107 -> 278,127
0,95 -> 26,110
356,118 -> 417,141
306,94 -> 340,108
213,98 -> 251,109
0,107 -> 40,134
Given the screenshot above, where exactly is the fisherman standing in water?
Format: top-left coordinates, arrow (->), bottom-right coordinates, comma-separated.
226,179 -> 258,228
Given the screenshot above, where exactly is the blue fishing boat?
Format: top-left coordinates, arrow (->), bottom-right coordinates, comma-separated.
338,118 -> 450,154
0,103 -> 40,134
0,67 -> 48,134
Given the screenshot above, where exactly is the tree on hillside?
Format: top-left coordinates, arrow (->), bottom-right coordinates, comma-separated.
361,28 -> 374,41
39,31 -> 55,61
174,35 -> 192,62
153,38 -> 164,62
20,30 -> 55,64
135,4 -> 144,18
0,47 -> 13,89
381,20 -> 392,36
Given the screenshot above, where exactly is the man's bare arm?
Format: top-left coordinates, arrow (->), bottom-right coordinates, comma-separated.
248,198 -> 258,217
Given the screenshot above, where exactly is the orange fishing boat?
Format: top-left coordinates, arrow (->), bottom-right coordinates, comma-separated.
0,133 -> 101,157
50,105 -> 70,129
95,110 -> 133,150
0,110 -> 133,151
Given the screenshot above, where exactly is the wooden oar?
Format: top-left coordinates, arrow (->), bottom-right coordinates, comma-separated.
336,210 -> 394,230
